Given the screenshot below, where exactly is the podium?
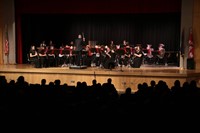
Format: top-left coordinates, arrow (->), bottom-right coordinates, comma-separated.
69,65 -> 87,69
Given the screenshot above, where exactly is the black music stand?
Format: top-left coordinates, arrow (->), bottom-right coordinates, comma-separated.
115,49 -> 125,72
63,49 -> 70,55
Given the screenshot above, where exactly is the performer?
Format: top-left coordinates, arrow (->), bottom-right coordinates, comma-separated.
155,43 -> 166,65
110,40 -> 115,51
94,45 -> 101,66
120,40 -> 127,48
38,44 -> 47,68
40,40 -> 46,47
47,45 -> 56,67
74,34 -> 86,66
131,44 -> 143,68
85,42 -> 93,66
29,45 -> 39,68
58,45 -> 65,66
145,44 -> 154,64
103,45 -> 116,69
124,44 -> 132,66
68,44 -> 75,65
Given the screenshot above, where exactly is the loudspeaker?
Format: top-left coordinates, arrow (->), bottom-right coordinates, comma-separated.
187,58 -> 195,70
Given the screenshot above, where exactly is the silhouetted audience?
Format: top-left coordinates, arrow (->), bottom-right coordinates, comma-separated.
1,75 -> 200,122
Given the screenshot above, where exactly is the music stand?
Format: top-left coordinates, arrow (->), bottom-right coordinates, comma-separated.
115,49 -> 125,72
63,49 -> 70,55
90,48 -> 97,53
53,49 -> 59,56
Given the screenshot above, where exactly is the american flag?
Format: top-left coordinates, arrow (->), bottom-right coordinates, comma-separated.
188,28 -> 194,58
5,39 -> 9,55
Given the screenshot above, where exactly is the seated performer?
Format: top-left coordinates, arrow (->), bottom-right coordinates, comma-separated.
58,45 -> 65,66
103,45 -> 116,69
47,45 -> 56,67
120,40 -> 127,48
38,44 -> 47,68
131,44 -> 143,68
110,40 -> 116,51
85,43 -> 93,66
29,44 -> 39,68
155,43 -> 166,65
145,44 -> 154,64
94,45 -> 101,66
124,44 -> 132,67
40,40 -> 46,47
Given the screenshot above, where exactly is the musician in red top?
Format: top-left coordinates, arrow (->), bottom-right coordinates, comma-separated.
47,42 -> 56,67
38,43 -> 47,68
145,44 -> 154,64
155,43 -> 166,65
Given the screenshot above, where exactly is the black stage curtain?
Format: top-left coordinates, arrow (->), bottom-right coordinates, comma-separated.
21,13 -> 180,63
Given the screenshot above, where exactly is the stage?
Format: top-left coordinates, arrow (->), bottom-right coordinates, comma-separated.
1,64 -> 200,92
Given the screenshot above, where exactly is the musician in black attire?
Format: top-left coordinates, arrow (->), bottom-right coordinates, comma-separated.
124,45 -> 132,66
155,43 -> 166,65
29,45 -> 39,68
131,44 -> 143,68
103,45 -> 116,69
74,34 -> 86,66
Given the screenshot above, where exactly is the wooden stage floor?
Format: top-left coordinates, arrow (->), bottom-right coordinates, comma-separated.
1,64 -> 200,92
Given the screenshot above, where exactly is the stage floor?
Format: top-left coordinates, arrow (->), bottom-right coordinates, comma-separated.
1,64 -> 200,92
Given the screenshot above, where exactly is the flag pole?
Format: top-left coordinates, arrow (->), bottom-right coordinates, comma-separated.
182,54 -> 184,70
180,28 -> 185,70
7,53 -> 9,65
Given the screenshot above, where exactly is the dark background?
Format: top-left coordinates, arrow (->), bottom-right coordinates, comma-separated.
16,0 -> 181,63
21,13 -> 180,63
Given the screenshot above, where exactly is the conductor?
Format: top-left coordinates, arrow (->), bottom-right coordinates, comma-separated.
74,34 -> 86,66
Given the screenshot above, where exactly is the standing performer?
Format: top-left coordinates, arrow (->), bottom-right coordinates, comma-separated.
74,34 -> 86,66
